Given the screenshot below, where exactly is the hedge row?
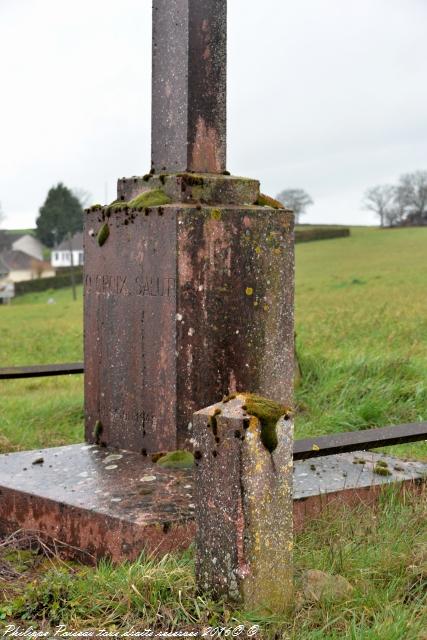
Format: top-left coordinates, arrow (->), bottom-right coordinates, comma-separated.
295,227 -> 350,243
15,271 -> 83,296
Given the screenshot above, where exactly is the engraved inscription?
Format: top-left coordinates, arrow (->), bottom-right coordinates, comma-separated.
110,408 -> 157,435
85,274 -> 176,297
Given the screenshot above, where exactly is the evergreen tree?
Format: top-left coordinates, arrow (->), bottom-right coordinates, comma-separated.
36,183 -> 83,247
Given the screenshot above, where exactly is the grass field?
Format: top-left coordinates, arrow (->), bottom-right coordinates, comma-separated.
1,226 -> 426,458
0,487 -> 425,638
0,226 -> 426,638
0,286 -> 84,452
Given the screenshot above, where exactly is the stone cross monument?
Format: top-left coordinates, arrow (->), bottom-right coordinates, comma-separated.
152,0 -> 226,173
84,0 -> 294,455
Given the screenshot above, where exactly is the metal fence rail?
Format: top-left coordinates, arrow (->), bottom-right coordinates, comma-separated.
1,362 -> 426,459
294,422 -> 427,460
0,363 -> 84,380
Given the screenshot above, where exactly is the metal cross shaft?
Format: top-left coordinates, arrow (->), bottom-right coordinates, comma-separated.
151,0 -> 227,174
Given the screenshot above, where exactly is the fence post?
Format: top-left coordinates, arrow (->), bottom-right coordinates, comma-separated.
193,393 -> 294,612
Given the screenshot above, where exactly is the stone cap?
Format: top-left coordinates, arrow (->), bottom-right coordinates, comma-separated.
117,173 -> 260,207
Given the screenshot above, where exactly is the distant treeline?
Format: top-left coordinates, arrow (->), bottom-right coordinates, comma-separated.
363,170 -> 427,228
295,226 -> 350,243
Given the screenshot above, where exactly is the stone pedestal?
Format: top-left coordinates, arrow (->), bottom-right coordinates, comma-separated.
84,175 -> 294,454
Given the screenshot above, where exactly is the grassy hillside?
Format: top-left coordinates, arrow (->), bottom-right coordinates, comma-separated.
0,227 -> 426,638
0,286 -> 83,451
0,227 -> 426,458
295,227 -> 427,459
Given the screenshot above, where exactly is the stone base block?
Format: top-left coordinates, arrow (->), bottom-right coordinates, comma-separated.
84,202 -> 294,454
0,444 -> 195,563
0,446 -> 424,563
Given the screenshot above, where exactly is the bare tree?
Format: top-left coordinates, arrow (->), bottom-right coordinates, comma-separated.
362,185 -> 395,228
396,170 -> 427,224
275,189 -> 313,223
385,198 -> 406,227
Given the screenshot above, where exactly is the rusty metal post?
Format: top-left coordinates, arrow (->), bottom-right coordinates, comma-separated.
152,0 -> 227,173
193,395 -> 294,612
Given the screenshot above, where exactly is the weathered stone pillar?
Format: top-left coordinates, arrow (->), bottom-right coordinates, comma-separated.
193,394 -> 294,612
84,178 -> 294,455
152,0 -> 227,173
83,0 -> 294,456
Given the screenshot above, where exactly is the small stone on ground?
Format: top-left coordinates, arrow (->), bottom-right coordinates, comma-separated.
302,569 -> 354,603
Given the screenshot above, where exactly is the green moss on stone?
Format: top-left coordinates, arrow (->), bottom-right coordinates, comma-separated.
97,224 -> 110,246
92,420 -> 103,444
376,459 -> 389,468
156,450 -> 194,469
353,457 -> 366,465
242,394 -> 292,453
128,189 -> 172,209
107,200 -> 128,211
374,463 -> 392,476
177,173 -> 205,186
257,193 -> 283,209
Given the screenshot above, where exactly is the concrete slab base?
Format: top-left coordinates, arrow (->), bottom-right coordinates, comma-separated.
0,445 -> 425,562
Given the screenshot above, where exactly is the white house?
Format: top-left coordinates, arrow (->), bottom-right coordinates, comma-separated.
51,232 -> 84,268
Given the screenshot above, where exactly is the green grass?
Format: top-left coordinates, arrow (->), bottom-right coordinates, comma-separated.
1,489 -> 425,638
0,286 -> 84,452
1,227 -> 426,458
295,227 -> 427,460
3,228 -> 36,236
0,226 -> 426,637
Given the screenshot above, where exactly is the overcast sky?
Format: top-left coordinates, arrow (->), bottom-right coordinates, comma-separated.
1,0 -> 426,229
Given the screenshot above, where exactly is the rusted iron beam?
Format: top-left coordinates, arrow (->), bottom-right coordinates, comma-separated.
0,363 -> 84,380
293,422 -> 427,460
151,0 -> 227,173
0,362 -> 425,459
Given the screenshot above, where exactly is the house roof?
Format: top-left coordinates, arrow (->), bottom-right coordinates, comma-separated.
54,232 -> 84,252
0,231 -> 44,252
0,254 -> 9,277
0,250 -> 47,271
0,231 -> 20,252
